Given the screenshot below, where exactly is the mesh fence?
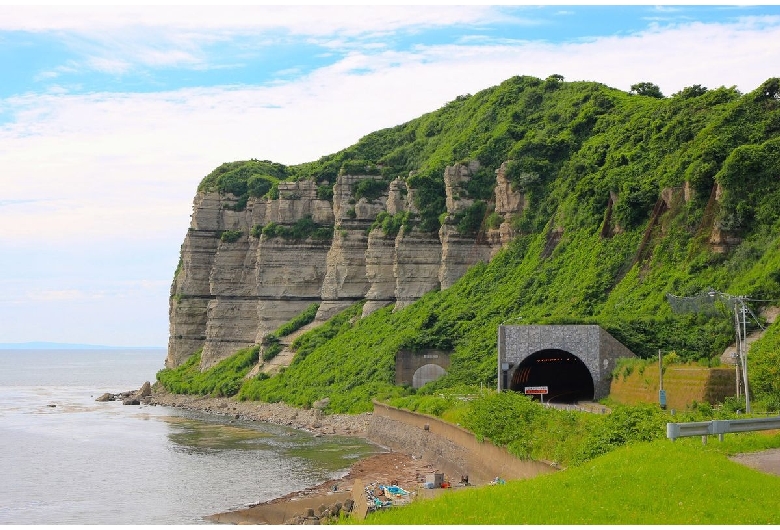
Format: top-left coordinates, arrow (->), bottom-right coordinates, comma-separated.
666,289 -> 741,316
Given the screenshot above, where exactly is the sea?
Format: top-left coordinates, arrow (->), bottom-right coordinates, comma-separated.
0,348 -> 379,525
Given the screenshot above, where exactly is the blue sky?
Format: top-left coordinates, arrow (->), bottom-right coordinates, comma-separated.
2,4 -> 780,347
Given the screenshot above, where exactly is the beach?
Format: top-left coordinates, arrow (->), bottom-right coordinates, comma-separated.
149,389 -> 444,524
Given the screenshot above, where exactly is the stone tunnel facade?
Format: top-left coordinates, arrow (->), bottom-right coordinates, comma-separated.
395,349 -> 452,389
497,325 -> 636,400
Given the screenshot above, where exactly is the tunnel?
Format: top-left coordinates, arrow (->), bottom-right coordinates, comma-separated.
508,348 -> 595,403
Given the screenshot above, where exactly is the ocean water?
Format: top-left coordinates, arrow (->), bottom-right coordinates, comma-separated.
0,349 -> 379,525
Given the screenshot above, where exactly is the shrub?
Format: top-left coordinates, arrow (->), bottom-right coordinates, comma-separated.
317,184 -> 334,201
352,178 -> 388,202
456,201 -> 487,235
220,230 -> 243,243
340,160 -> 382,176
486,211 -> 504,229
261,217 -> 333,241
156,346 -> 259,397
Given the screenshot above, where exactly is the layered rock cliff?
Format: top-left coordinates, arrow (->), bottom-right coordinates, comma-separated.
168,161 -> 525,369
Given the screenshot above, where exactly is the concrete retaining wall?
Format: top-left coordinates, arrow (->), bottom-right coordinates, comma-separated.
367,401 -> 555,485
610,365 -> 737,410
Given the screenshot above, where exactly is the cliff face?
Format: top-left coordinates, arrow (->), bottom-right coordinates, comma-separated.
168,162 -> 523,369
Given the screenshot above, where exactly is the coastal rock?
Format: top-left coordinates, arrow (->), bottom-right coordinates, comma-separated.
95,393 -> 114,402
138,381 -> 152,397
312,397 -> 330,410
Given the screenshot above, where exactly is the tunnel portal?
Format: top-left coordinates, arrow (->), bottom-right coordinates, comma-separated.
498,325 -> 636,401
509,349 -> 595,403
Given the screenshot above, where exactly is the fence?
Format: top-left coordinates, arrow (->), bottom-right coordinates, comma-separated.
667,416 -> 780,443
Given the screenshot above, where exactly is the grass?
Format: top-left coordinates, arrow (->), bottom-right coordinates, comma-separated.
353,437 -> 780,525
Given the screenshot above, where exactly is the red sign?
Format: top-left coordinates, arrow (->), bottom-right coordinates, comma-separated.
524,386 -> 548,395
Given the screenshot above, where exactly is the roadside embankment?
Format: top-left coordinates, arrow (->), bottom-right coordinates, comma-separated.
368,401 -> 557,484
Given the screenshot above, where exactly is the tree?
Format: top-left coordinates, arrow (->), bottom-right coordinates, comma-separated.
674,84 -> 708,99
630,82 -> 664,98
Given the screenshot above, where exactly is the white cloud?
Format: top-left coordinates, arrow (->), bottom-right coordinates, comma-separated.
2,16 -> 779,244
1,13 -> 779,345
0,5 -> 510,35
0,6 -> 529,77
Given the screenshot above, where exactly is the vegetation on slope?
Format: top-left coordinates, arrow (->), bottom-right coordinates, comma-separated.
156,346 -> 259,397
163,75 -> 780,414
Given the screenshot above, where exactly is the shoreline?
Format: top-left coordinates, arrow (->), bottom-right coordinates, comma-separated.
149,388 -> 372,437
148,389 -> 442,524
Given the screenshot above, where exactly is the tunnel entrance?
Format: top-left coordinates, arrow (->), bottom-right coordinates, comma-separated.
509,348 -> 594,403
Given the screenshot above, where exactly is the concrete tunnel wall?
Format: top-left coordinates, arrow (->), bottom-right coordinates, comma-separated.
498,325 -> 636,400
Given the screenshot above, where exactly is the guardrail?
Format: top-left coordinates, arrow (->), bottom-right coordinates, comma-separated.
667,416 -> 780,443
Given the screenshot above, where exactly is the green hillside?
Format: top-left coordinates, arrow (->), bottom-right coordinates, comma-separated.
158,75 -> 780,413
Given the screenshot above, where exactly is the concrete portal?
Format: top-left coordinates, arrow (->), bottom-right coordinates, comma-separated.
498,325 -> 635,401
396,349 -> 451,389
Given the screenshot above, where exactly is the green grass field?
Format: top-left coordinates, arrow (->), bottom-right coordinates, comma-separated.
353,438 -> 780,525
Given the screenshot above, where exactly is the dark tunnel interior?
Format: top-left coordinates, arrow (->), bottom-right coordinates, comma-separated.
509,348 -> 595,403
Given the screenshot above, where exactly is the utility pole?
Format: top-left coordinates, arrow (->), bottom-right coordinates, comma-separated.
732,297 -> 751,413
667,289 -> 756,413
659,349 -> 666,409
740,298 -> 751,413
734,304 -> 742,399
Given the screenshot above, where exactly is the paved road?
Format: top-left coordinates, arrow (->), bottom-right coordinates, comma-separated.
730,448 -> 780,476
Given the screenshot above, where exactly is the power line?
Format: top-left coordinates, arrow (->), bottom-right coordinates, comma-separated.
667,288 -> 763,413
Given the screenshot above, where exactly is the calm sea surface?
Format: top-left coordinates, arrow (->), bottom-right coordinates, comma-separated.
0,349 -> 379,524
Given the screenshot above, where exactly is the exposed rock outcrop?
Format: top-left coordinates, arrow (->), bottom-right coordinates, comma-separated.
169,162 -> 522,370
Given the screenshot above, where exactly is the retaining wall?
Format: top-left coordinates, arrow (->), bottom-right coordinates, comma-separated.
367,401 -> 555,485
610,365 -> 737,410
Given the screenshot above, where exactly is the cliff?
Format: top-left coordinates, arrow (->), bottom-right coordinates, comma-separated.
168,161 -> 523,369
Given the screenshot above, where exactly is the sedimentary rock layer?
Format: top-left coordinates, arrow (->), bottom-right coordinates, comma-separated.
168,162 -> 521,369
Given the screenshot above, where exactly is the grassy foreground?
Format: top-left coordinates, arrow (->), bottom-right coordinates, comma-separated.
351,438 -> 780,525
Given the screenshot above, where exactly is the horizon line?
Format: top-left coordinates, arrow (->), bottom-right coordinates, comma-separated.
0,341 -> 166,350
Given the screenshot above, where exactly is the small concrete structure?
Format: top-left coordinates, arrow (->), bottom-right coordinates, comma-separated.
498,325 -> 636,401
395,349 -> 452,389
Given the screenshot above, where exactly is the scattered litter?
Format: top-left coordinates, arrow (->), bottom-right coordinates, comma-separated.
490,477 -> 506,485
363,482 -> 413,512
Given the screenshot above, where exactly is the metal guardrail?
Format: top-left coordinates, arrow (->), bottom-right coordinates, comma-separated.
667,416 -> 780,442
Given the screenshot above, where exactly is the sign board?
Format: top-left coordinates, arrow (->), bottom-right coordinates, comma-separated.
524,386 -> 548,395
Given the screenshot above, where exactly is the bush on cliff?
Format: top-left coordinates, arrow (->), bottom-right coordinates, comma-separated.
156,346 -> 259,398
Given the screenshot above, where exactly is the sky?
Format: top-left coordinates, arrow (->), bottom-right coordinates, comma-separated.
1,4 -> 780,348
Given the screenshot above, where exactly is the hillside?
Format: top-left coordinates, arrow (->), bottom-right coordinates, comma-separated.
160,74 -> 780,413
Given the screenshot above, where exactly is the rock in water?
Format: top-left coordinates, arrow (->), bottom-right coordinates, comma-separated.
138,381 -> 152,397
